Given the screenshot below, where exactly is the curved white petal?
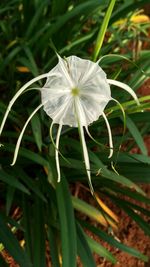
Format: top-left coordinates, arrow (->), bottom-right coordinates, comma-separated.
41,55 -> 112,127
80,124 -> 94,194
102,112 -> 113,158
11,102 -> 45,166
55,124 -> 62,182
57,54 -> 75,88
0,73 -> 49,136
74,98 -> 94,194
107,79 -> 140,106
111,97 -> 126,130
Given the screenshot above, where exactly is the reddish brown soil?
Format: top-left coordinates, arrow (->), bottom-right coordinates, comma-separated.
93,184 -> 150,267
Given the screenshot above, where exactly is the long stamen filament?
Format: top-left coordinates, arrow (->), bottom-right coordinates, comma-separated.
102,112 -> 113,158
55,124 -> 62,182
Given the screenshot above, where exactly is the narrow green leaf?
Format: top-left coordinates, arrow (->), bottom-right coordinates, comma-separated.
15,167 -> 46,201
22,196 -> 33,261
3,143 -> 49,167
47,226 -> 60,267
25,0 -> 48,38
6,186 -> 15,215
72,196 -> 108,227
0,254 -> 9,267
101,180 -> 150,205
87,235 -> 116,264
81,220 -> 148,262
0,47 -> 21,74
38,0 -> 106,50
22,195 -> 46,267
89,151 -> 145,195
93,0 -> 116,61
32,198 -> 46,267
30,111 -> 42,151
0,170 -> 30,194
126,115 -> 147,156
76,222 -> 96,267
0,213 -> 32,267
101,170 -> 145,195
56,177 -> 77,267
112,198 -> 150,237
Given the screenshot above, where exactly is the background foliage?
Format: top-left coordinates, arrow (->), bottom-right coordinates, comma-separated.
0,0 -> 150,266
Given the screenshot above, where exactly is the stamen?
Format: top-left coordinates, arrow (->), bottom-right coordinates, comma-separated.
102,112 -> 113,158
56,124 -> 62,182
71,87 -> 80,96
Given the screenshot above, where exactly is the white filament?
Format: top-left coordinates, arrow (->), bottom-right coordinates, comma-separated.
56,124 -> 62,182
102,112 -> 113,158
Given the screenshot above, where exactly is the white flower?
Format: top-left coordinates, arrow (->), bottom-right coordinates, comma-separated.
0,54 -> 140,193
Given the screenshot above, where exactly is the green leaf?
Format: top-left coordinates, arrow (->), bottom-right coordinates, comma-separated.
32,197 -> 46,267
90,151 -> 145,195
2,143 -> 49,167
0,254 -> 9,267
22,196 -> 46,267
38,0 -> 106,50
76,222 -> 96,267
81,220 -> 148,262
93,0 -> 116,61
87,235 -> 116,264
6,186 -> 15,215
14,167 -> 46,201
101,179 -> 150,205
25,0 -> 48,38
56,176 -> 77,267
51,0 -> 68,16
111,197 -> 150,237
47,226 -> 60,267
0,169 -> 30,194
0,46 -> 21,74
30,111 -> 42,151
72,196 -> 109,227
126,115 -> 147,156
0,213 -> 32,267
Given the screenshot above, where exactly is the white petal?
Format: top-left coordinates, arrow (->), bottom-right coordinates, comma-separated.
107,79 -> 140,105
111,97 -> 126,129
102,112 -> 113,158
79,124 -> 94,194
42,55 -> 112,127
11,102 -> 45,166
56,54 -> 75,88
74,98 -> 94,194
66,56 -> 111,98
0,73 -> 49,136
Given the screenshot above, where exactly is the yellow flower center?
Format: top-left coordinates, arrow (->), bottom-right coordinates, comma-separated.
71,87 -> 80,96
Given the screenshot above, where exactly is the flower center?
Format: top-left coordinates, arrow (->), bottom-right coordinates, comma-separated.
71,87 -> 80,96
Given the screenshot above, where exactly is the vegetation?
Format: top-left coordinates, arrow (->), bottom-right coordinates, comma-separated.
0,0 -> 150,266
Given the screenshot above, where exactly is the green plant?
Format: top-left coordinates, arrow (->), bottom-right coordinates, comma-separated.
0,0 -> 150,266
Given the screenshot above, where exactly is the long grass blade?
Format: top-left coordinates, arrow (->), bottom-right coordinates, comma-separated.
93,0 -> 116,61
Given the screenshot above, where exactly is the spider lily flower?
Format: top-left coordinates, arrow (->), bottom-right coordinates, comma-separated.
0,54 -> 140,193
